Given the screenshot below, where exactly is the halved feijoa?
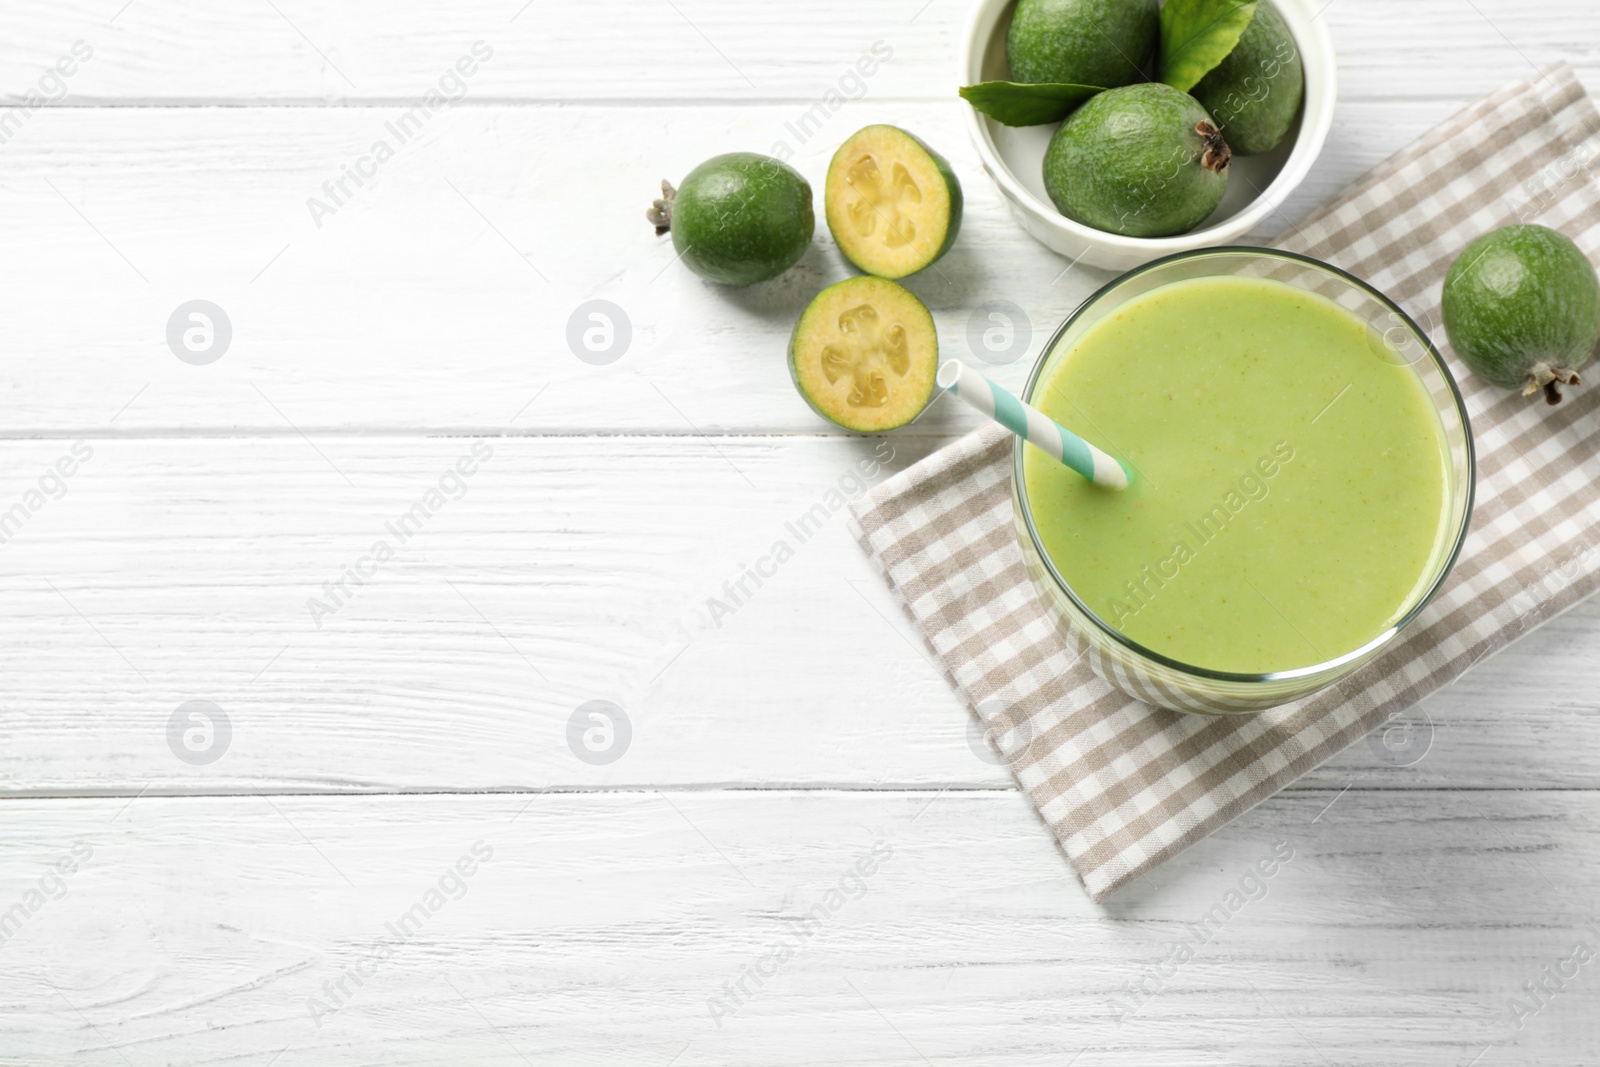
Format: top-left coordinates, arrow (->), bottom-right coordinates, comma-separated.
789,276 -> 939,432
825,126 -> 963,280
647,152 -> 814,286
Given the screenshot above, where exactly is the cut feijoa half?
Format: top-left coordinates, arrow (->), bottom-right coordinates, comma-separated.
825,126 -> 963,280
789,276 -> 939,432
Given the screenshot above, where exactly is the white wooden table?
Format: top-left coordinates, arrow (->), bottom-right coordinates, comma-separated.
0,1 -> 1596,1063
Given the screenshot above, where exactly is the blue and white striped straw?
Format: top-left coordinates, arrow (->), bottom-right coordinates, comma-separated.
937,359 -> 1132,491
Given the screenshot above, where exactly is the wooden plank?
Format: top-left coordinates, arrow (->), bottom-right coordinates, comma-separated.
0,434 -> 1594,795
0,0 -> 1587,104
0,99 -> 1467,437
1,789 -> 1595,1063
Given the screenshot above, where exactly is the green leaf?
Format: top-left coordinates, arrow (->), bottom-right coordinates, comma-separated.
958,81 -> 1106,127
1159,0 -> 1258,93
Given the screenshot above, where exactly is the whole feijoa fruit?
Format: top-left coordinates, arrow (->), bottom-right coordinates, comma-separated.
1043,82 -> 1230,238
1007,0 -> 1160,90
1442,224 -> 1600,404
647,153 -> 814,286
1191,0 -> 1304,156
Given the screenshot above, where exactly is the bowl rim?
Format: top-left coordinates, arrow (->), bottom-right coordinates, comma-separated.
1012,245 -> 1478,685
958,0 -> 1339,254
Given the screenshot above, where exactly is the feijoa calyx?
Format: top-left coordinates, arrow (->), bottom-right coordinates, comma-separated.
825,125 -> 963,280
1043,82 -> 1230,238
1007,0 -> 1160,89
1442,224 -> 1600,405
1190,0 -> 1304,156
789,276 -> 939,432
648,152 -> 814,286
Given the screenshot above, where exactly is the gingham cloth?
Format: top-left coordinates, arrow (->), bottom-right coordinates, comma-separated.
850,64 -> 1600,901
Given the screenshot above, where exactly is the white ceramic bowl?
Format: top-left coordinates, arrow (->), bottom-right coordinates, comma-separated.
959,0 -> 1338,271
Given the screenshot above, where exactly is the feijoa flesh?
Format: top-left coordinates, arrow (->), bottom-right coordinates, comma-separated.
647,152 -> 814,286
1043,82 -> 1230,237
1191,0 -> 1304,156
1442,224 -> 1600,404
789,276 -> 939,432
1006,0 -> 1160,90
825,125 -> 963,280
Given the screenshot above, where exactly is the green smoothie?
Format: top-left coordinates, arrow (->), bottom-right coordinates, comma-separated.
1024,275 -> 1452,674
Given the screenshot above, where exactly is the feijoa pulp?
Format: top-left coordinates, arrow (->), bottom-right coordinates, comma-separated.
825,125 -> 963,280
789,276 -> 939,432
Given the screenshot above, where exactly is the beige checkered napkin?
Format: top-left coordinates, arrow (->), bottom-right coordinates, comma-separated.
850,64 -> 1600,902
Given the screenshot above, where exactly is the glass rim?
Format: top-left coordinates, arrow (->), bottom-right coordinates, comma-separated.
1013,245 -> 1478,686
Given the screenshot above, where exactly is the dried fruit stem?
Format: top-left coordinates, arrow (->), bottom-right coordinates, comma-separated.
646,179 -> 677,236
1196,122 -> 1232,173
1522,362 -> 1582,405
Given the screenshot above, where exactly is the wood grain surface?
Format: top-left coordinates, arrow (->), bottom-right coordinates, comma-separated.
0,0 -> 1595,1063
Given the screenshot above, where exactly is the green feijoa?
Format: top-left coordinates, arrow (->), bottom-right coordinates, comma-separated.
1190,1 -> 1304,155
1006,0 -> 1160,90
1042,82 -> 1231,238
1442,224 -> 1600,404
647,153 -> 814,286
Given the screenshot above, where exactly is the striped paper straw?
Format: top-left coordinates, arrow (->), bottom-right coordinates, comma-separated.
936,360 -> 1132,491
